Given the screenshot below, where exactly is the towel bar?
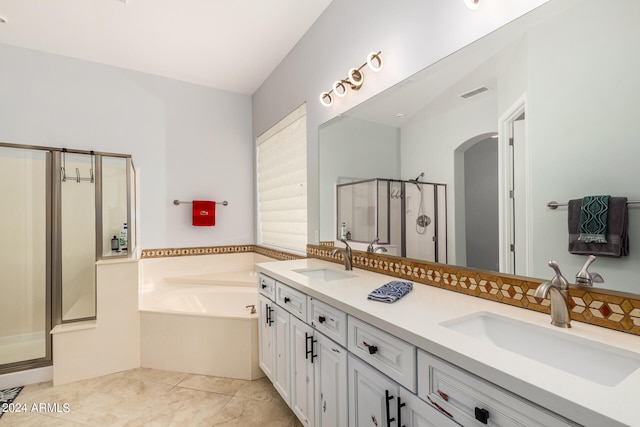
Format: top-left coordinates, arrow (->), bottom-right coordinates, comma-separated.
547,200 -> 640,209
173,200 -> 228,206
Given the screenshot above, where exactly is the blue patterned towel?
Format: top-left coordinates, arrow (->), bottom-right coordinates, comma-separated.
367,281 -> 413,303
578,195 -> 610,243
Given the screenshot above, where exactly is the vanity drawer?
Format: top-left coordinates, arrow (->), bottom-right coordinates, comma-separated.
348,315 -> 416,392
275,281 -> 307,321
258,273 -> 276,299
417,350 -> 577,427
308,297 -> 347,346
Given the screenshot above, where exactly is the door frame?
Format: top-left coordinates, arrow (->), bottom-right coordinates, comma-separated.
498,93 -> 531,275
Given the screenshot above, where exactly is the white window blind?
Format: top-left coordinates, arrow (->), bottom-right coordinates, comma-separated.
256,104 -> 307,253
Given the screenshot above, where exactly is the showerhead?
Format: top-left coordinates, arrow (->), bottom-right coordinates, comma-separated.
408,172 -> 424,192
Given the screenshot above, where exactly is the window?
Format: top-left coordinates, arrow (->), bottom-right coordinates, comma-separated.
256,104 -> 307,253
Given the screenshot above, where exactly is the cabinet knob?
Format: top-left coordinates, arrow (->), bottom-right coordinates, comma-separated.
261,283 -> 267,289
363,341 -> 378,354
318,315 -> 326,323
475,407 -> 490,424
284,297 -> 290,303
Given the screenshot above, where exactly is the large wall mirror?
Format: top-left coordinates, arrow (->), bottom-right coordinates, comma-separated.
319,0 -> 640,294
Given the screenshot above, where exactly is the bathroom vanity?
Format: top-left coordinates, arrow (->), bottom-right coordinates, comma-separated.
256,258 -> 640,426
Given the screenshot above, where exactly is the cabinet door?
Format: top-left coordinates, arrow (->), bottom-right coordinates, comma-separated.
314,333 -> 347,427
348,354 -> 400,427
398,388 -> 458,427
290,316 -> 315,426
273,304 -> 291,404
258,294 -> 275,381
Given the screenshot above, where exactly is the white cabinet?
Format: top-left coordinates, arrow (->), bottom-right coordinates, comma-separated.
398,388 -> 459,427
276,281 -> 307,321
348,353 -> 400,427
258,275 -> 347,427
273,303 -> 291,404
258,294 -> 275,381
290,316 -> 316,426
348,315 -> 417,392
349,353 -> 457,427
290,315 -> 349,427
417,350 -> 577,426
258,292 -> 292,405
314,332 -> 348,427
308,296 -> 348,346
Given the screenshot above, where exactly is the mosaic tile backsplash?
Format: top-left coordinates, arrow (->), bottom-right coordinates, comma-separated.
307,244 -> 640,336
141,243 -> 640,336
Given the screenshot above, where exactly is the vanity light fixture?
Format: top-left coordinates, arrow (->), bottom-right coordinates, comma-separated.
464,0 -> 479,11
319,51 -> 383,107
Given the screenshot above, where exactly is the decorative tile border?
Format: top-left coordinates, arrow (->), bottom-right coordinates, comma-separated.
141,244 -> 303,262
254,245 -> 306,261
308,244 -> 640,336
141,245 -> 254,258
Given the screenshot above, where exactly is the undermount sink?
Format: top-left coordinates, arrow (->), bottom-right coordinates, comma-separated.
293,268 -> 356,281
442,312 -> 640,387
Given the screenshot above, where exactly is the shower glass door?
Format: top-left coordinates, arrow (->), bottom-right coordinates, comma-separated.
0,146 -> 51,369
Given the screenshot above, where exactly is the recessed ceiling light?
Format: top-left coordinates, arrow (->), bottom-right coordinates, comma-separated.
396,113 -> 406,119
0,16 -> 7,24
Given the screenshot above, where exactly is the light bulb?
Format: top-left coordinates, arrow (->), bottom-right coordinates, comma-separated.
319,92 -> 333,107
367,52 -> 383,72
333,81 -> 348,97
348,68 -> 364,88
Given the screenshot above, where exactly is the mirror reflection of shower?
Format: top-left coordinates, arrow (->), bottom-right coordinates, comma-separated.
407,172 -> 432,235
336,177 -> 446,263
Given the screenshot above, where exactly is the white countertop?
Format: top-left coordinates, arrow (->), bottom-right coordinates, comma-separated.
256,258 -> 640,427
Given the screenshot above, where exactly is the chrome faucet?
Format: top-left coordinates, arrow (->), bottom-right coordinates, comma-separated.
366,238 -> 388,253
331,239 -> 353,271
575,255 -> 604,286
533,261 -> 572,328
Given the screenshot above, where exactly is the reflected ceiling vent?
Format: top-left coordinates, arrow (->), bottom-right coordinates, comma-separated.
459,86 -> 490,99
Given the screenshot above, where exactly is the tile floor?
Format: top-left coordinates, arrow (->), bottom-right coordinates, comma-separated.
1,368 -> 303,426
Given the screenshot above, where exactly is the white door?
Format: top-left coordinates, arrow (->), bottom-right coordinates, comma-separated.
273,305 -> 291,404
258,294 -> 275,381
348,354 -> 400,427
399,388 -> 458,427
314,333 -> 348,427
290,316 -> 315,426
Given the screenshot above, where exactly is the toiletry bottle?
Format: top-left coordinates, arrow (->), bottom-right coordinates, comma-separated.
119,223 -> 128,251
340,222 -> 347,239
111,236 -> 120,252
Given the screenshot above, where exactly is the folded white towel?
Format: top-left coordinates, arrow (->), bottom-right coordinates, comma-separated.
367,281 -> 413,303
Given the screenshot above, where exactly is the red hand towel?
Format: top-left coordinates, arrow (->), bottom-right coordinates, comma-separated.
192,201 -> 216,226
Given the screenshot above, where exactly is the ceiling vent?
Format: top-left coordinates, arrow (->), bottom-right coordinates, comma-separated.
459,86 -> 490,99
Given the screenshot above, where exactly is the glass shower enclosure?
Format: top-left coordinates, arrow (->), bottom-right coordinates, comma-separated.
0,143 -> 136,374
336,178 -> 447,262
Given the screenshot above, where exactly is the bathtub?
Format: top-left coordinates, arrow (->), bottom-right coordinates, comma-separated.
139,272 -> 263,380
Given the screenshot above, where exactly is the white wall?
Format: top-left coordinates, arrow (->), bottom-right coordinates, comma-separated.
252,0 -> 549,244
0,43 -> 254,249
525,0 -> 640,291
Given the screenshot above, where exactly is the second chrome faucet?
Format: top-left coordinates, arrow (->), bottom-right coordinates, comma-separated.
533,256 -> 605,328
